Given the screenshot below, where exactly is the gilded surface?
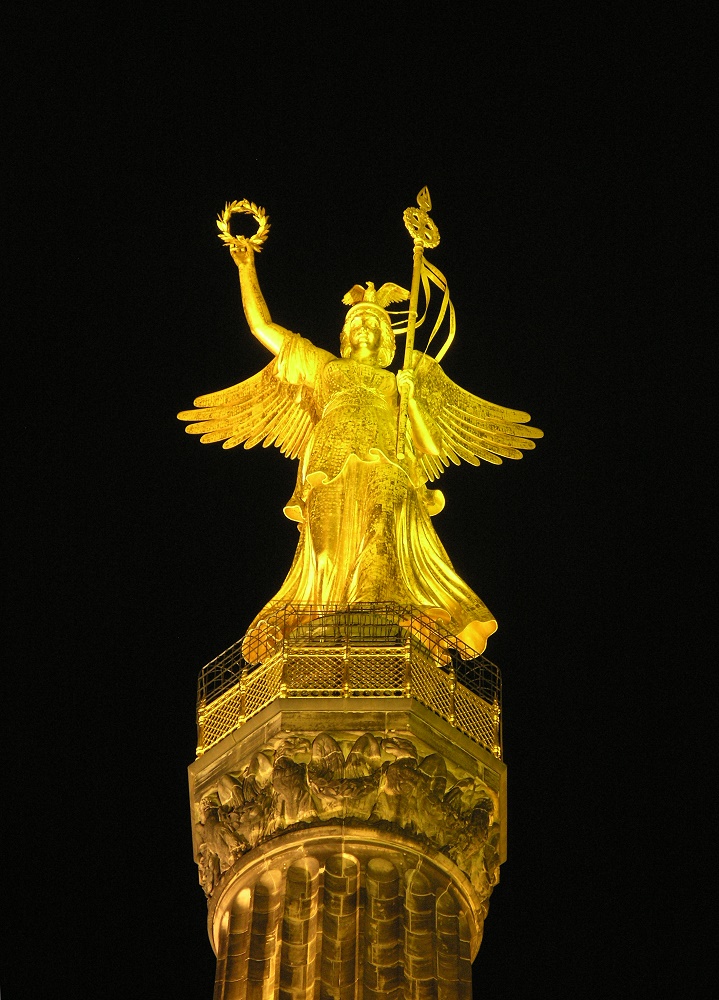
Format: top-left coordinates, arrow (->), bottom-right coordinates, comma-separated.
209,848 -> 478,998
195,605 -> 502,758
178,194 -> 542,659
193,730 -> 499,903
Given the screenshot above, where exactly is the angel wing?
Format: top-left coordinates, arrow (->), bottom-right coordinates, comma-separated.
410,352 -> 544,482
177,356 -> 319,458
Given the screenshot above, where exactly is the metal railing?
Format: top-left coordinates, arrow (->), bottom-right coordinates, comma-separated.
196,604 -> 502,759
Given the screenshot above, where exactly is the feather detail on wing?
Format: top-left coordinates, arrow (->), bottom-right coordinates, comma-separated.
177,357 -> 319,458
375,282 -> 411,307
410,352 -> 544,482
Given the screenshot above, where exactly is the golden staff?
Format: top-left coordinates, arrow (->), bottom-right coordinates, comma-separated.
396,187 -> 440,459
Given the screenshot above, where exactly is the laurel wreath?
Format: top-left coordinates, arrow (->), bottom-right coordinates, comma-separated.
216,200 -> 270,252
403,207 -> 440,249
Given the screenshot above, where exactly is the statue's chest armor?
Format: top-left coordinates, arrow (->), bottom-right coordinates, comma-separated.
322,359 -> 396,407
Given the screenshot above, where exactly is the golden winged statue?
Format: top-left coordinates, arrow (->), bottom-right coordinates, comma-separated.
179,208 -> 542,663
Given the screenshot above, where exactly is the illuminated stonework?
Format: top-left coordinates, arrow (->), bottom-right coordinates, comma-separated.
182,192 -> 541,997
192,726 -> 501,900
189,692 -> 505,998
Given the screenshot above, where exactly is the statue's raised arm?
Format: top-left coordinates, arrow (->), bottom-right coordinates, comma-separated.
178,201 -> 329,454
218,200 -> 291,356
231,241 -> 301,357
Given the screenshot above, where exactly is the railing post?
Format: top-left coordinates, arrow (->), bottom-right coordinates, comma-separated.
279,651 -> 288,699
196,697 -> 206,757
342,628 -> 351,698
491,697 -> 502,758
239,666 -> 247,721
403,632 -> 412,697
448,666 -> 456,724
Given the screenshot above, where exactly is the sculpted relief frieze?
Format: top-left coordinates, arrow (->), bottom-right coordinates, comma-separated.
194,731 -> 500,900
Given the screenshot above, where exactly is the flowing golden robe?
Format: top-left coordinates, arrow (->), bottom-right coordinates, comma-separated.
244,333 -> 498,658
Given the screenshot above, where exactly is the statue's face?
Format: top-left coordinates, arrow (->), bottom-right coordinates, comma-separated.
347,313 -> 383,363
340,306 -> 395,367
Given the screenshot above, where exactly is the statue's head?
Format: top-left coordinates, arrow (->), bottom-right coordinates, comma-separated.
340,303 -> 395,367
340,281 -> 409,368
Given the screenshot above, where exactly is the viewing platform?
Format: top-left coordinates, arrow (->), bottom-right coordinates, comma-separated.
195,603 -> 502,759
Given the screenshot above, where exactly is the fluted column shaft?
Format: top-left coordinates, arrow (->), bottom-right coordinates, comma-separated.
210,843 -> 479,1000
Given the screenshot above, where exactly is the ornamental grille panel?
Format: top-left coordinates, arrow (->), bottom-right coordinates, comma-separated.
283,653 -> 345,694
245,657 -> 284,718
410,657 -> 453,722
198,685 -> 244,753
197,604 -> 501,759
347,652 -> 405,694
453,685 -> 499,756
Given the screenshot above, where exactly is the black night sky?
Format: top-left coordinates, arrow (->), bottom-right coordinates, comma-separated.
5,6 -> 712,998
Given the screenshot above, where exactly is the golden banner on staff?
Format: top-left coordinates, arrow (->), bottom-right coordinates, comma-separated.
396,188 -> 456,456
415,256 -> 456,364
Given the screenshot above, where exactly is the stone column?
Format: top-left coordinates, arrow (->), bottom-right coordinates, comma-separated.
189,700 -> 505,999
208,840 -> 476,1000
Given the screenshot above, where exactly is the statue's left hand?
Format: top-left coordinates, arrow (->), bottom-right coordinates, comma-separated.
396,368 -> 416,399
